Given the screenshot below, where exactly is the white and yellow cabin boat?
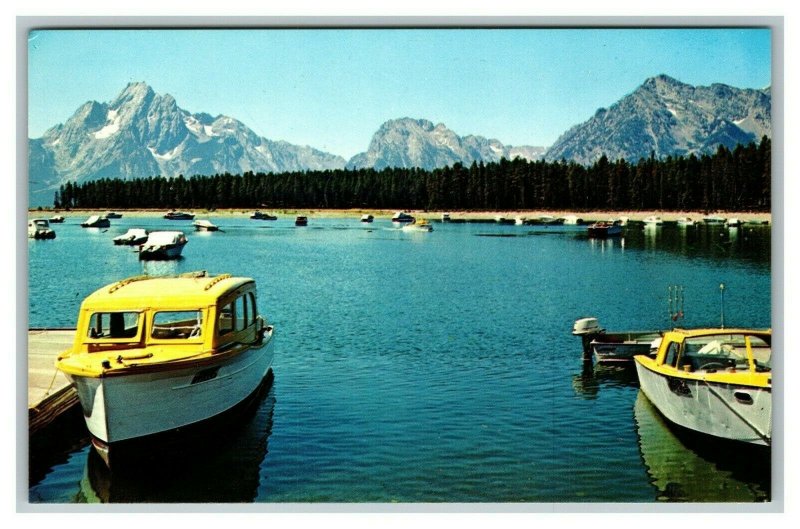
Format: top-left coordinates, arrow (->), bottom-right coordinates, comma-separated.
634,328 -> 771,446
56,271 -> 275,464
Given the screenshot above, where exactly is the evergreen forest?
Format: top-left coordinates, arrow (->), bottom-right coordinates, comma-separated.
54,137 -> 771,212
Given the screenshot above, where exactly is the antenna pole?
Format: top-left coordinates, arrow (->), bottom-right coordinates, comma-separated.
719,283 -> 726,329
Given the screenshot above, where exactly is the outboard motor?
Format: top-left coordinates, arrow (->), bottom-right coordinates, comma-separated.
573,317 -> 605,355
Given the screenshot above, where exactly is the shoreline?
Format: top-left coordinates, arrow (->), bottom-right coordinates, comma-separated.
29,207 -> 772,223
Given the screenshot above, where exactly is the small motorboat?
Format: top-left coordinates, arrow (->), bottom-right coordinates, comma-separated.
138,231 -> 188,260
441,213 -> 451,222
703,215 -> 725,224
81,215 -> 111,228
562,215 -> 583,225
402,219 -> 433,232
634,327 -> 771,446
28,218 -> 56,239
113,228 -> 149,246
193,219 -> 220,232
677,217 -> 696,226
572,317 -> 661,363
164,210 -> 195,220
360,214 -> 374,223
295,216 -> 308,227
515,216 -> 527,226
643,215 -> 663,225
392,211 -> 415,223
587,220 -> 623,238
55,271 -> 275,467
250,211 -> 277,220
538,215 -> 561,225
49,215 -> 65,223
726,218 -> 742,227
105,212 -> 123,219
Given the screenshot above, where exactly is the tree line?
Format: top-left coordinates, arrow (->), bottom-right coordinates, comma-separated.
54,136 -> 771,212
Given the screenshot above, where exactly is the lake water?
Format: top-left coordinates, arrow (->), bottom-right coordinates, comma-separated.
26,215 -> 773,504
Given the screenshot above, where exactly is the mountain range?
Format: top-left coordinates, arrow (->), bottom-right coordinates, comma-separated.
27,75 -> 771,205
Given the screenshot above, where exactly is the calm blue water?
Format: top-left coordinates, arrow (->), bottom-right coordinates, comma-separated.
27,215 -> 773,503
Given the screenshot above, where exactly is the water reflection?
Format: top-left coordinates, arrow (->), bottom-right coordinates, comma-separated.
620,223 -> 770,267
587,236 -> 625,254
77,377 -> 276,503
572,360 -> 639,399
633,391 -> 770,502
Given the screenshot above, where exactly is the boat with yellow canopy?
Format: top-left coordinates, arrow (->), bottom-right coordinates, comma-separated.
56,271 -> 275,465
634,327 -> 771,446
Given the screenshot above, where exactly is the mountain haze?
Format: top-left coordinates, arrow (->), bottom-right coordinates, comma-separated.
544,75 -> 771,165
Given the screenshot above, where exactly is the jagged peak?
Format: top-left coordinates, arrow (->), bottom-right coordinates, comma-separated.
111,81 -> 155,109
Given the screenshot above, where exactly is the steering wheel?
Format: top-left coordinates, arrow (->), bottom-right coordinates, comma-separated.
701,362 -> 728,370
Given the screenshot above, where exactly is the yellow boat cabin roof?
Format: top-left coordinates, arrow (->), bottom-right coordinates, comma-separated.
81,272 -> 255,311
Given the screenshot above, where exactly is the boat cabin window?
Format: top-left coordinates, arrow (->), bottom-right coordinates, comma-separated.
218,291 -> 258,336
682,333 -> 771,372
218,301 -> 234,335
236,295 -> 248,331
248,292 -> 258,326
87,311 -> 140,339
664,341 -> 681,367
152,310 -> 203,339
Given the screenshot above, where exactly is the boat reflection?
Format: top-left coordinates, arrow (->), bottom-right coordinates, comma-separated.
633,391 -> 770,502
587,236 -> 625,253
572,360 -> 639,399
78,374 -> 276,503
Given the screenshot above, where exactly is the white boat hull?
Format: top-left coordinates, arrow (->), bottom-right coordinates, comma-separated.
69,330 -> 275,444
139,242 -> 186,260
635,360 -> 771,446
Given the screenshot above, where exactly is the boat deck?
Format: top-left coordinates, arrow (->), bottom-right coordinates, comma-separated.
27,329 -> 78,433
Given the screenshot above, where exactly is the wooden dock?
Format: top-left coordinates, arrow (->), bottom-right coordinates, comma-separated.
27,329 -> 78,434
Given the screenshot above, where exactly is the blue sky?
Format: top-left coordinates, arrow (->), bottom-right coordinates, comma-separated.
27,27 -> 772,160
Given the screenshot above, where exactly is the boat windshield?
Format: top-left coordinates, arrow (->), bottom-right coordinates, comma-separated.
152,310 -> 204,339
680,333 -> 771,372
87,311 -> 141,339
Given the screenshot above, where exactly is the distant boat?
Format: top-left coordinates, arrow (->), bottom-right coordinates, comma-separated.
28,218 -> 56,239
402,219 -> 433,232
138,231 -> 188,260
643,215 -> 663,225
49,215 -> 65,223
617,216 -> 629,226
113,228 -> 149,246
703,215 -> 725,224
587,220 -> 623,238
250,211 -> 277,220
164,211 -> 195,220
676,217 -> 696,226
193,219 -> 220,232
295,216 -> 308,226
726,218 -> 742,227
81,215 -> 111,228
392,211 -> 415,223
538,215 -> 561,225
441,213 -> 451,222
360,214 -> 374,223
562,215 -> 583,225
105,212 -> 123,219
